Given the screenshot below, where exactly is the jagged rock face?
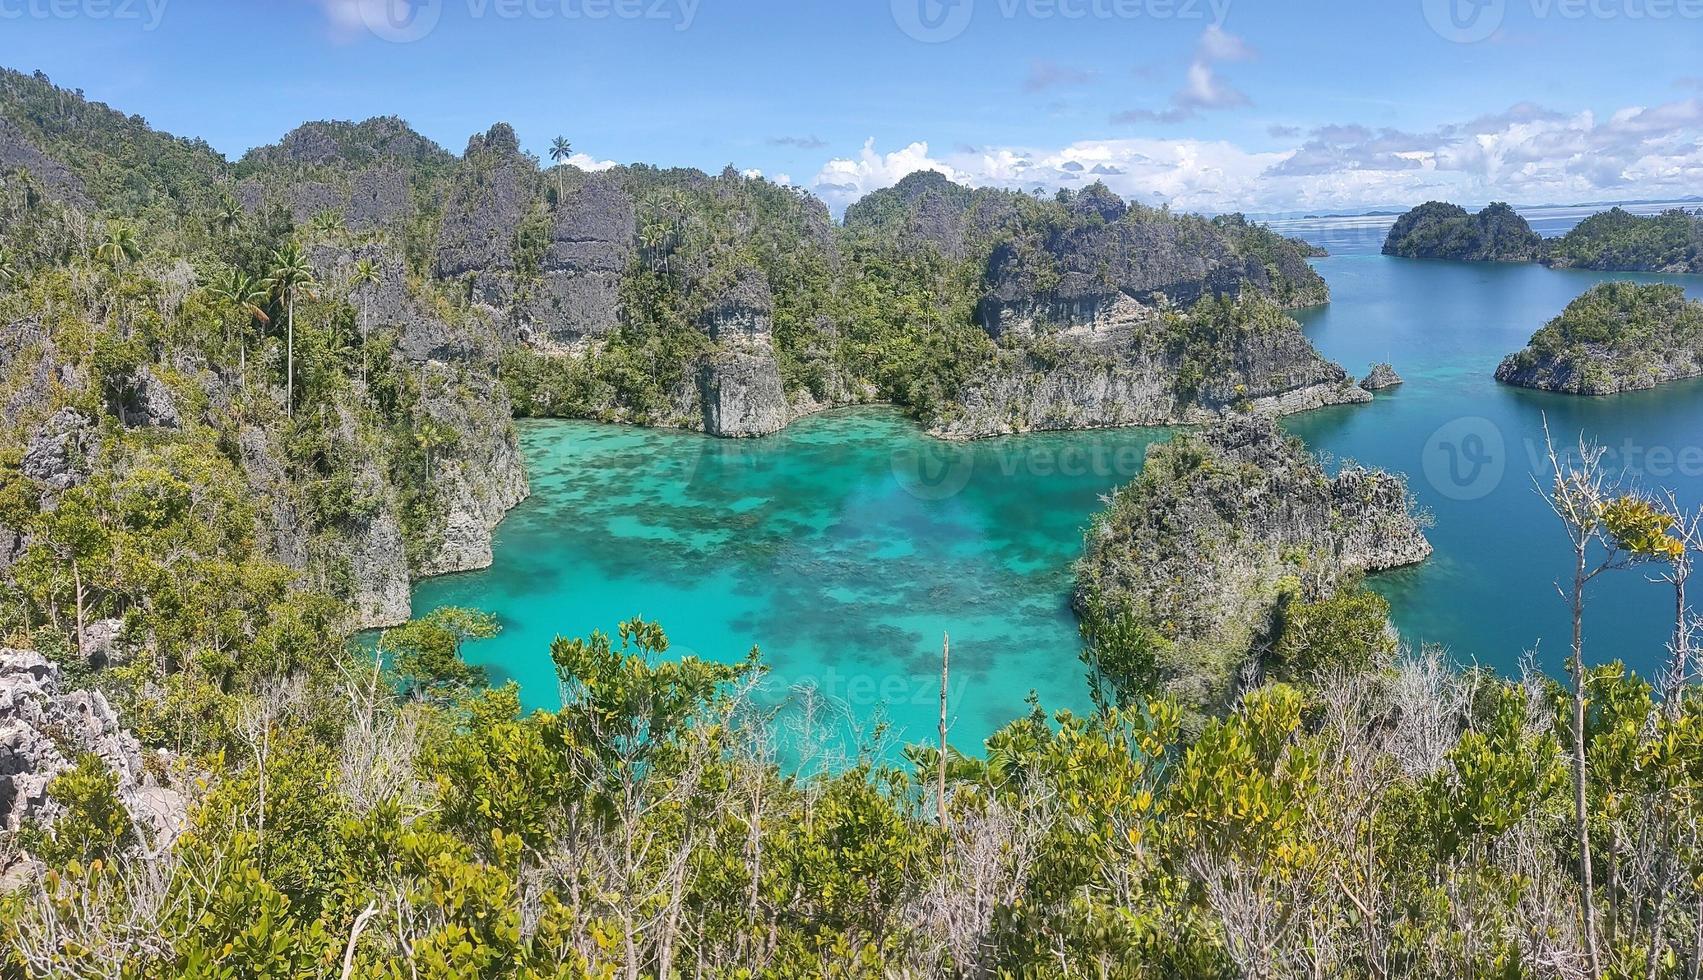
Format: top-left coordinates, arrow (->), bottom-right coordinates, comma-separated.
118,369 -> 182,429
348,502 -> 411,630
415,369 -> 530,576
841,170 -> 1025,262
1,319 -> 79,418
435,124 -> 542,280
698,351 -> 789,438
244,118 -> 453,170
933,297 -> 1370,440
21,408 -> 94,493
236,424 -> 311,579
1361,363 -> 1403,390
687,268 -> 793,437
1075,416 -> 1432,711
699,267 -> 776,344
0,649 -> 185,848
520,172 -> 636,349
977,210 -> 1328,339
0,116 -> 89,209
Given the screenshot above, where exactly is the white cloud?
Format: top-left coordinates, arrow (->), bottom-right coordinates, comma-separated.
811,139 -> 965,210
1114,26 -> 1254,124
811,95 -> 1703,216
1196,24 -> 1255,63
311,0 -> 384,41
567,152 -> 619,172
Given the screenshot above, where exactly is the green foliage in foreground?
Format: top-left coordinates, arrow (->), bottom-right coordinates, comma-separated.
9,606 -> 1703,977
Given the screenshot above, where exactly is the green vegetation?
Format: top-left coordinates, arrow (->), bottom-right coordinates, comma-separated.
1496,281 -> 1703,394
9,64 -> 1703,978
1548,207 -> 1703,273
1384,200 -> 1703,273
1381,201 -> 1542,261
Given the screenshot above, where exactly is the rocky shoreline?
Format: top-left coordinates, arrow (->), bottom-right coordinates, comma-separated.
1495,282 -> 1703,396
1074,415 -> 1432,713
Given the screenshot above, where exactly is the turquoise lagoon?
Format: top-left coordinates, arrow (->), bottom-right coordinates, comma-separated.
414,205 -> 1703,751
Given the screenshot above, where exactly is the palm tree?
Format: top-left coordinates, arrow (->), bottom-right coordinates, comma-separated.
9,168 -> 38,220
266,243 -> 319,418
95,223 -> 142,268
207,268 -> 271,378
350,258 -> 380,388
549,136 -> 573,200
209,199 -> 243,237
0,248 -> 16,286
309,211 -> 344,242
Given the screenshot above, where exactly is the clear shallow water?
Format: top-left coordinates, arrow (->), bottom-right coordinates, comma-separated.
416,206 -> 1703,752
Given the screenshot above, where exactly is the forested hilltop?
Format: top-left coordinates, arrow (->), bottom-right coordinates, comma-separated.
1383,199 -> 1703,272
1497,281 -> 1703,393
8,65 -> 1703,978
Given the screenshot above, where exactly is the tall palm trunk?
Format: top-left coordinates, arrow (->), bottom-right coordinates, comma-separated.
287,291 -> 295,417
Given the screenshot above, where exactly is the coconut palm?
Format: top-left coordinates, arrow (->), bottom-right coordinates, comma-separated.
266,243 -> 319,417
209,199 -> 243,237
549,136 -> 573,200
207,268 -> 272,377
350,258 -> 380,387
95,223 -> 142,268
309,211 -> 344,242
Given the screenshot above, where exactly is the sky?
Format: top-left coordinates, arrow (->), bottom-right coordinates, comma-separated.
1,0 -> 1701,216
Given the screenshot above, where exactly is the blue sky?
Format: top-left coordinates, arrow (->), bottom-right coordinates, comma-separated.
1,0 -> 1700,214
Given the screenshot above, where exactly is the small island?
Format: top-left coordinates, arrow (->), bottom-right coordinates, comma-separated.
1361,362 -> 1403,390
1496,281 -> 1703,394
1073,416 -> 1432,714
1381,201 -> 1543,262
1383,201 -> 1703,273
1546,207 -> 1703,274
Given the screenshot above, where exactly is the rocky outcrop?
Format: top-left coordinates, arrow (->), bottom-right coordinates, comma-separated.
1361,363 -> 1403,390
0,116 -> 90,209
415,367 -> 530,576
435,123 -> 542,281
685,268 -> 793,438
977,206 -> 1328,337
1496,282 -> 1703,394
1382,202 -> 1542,262
0,649 -> 185,846
21,407 -> 94,493
932,295 -> 1369,440
1075,416 -> 1432,712
518,172 -> 636,349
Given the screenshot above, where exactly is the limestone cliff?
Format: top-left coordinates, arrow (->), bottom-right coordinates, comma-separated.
1075,416 -> 1432,712
931,294 -> 1369,439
